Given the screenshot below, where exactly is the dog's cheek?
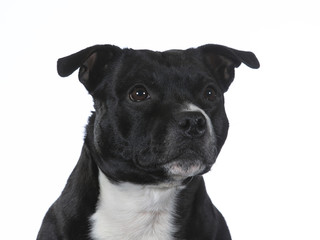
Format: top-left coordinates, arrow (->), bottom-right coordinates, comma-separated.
92,104 -> 118,151
93,113 -> 111,154
128,109 -> 170,167
211,107 -> 229,154
116,111 -> 133,139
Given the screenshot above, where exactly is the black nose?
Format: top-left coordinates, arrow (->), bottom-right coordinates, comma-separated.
176,112 -> 207,138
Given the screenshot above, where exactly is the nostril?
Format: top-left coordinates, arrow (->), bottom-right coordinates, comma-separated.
194,116 -> 206,135
178,118 -> 190,129
196,117 -> 205,129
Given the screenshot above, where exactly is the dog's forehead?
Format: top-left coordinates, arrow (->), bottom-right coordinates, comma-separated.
116,48 -> 209,87
122,48 -> 199,67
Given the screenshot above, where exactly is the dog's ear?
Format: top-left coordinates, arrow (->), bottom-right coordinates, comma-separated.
57,45 -> 121,93
199,44 -> 260,92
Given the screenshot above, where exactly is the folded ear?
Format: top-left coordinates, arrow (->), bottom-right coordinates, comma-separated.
199,44 -> 260,92
57,45 -> 121,93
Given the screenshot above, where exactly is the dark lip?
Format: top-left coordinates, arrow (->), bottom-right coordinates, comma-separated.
133,141 -> 217,169
172,147 -> 205,159
135,150 -> 209,170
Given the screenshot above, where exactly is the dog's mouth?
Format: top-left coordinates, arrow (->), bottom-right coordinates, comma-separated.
129,132 -> 217,182
134,146 -> 215,181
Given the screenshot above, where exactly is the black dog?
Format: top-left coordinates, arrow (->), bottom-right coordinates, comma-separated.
37,44 -> 259,240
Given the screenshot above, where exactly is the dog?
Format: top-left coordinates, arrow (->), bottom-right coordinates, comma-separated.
37,44 -> 259,240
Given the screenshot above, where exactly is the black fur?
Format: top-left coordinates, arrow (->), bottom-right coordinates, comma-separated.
37,44 -> 259,240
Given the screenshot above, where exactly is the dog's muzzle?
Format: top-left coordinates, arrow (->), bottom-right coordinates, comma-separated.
163,107 -> 216,180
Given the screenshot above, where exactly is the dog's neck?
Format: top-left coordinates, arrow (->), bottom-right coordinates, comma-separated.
90,170 -> 182,240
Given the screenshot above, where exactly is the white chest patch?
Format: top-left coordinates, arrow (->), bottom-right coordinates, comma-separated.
90,170 -> 180,240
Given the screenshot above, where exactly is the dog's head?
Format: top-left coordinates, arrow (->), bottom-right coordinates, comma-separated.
57,44 -> 259,184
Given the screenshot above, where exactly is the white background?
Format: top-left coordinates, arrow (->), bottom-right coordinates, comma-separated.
1,0 -> 319,239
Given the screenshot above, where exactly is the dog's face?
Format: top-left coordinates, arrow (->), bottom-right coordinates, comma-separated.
58,44 -> 259,184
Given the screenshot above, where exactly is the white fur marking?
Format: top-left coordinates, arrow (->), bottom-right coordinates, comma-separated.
166,159 -> 205,179
90,170 -> 179,240
185,103 -> 214,136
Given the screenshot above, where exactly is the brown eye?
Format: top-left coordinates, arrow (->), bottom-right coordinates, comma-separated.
129,85 -> 150,102
204,87 -> 216,101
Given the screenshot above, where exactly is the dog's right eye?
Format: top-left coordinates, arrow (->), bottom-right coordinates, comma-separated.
129,86 -> 150,102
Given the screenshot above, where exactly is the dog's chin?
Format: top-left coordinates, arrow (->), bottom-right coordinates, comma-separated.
165,159 -> 209,181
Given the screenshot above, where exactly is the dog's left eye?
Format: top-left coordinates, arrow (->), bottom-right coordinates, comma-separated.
204,87 -> 216,101
129,85 -> 150,102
